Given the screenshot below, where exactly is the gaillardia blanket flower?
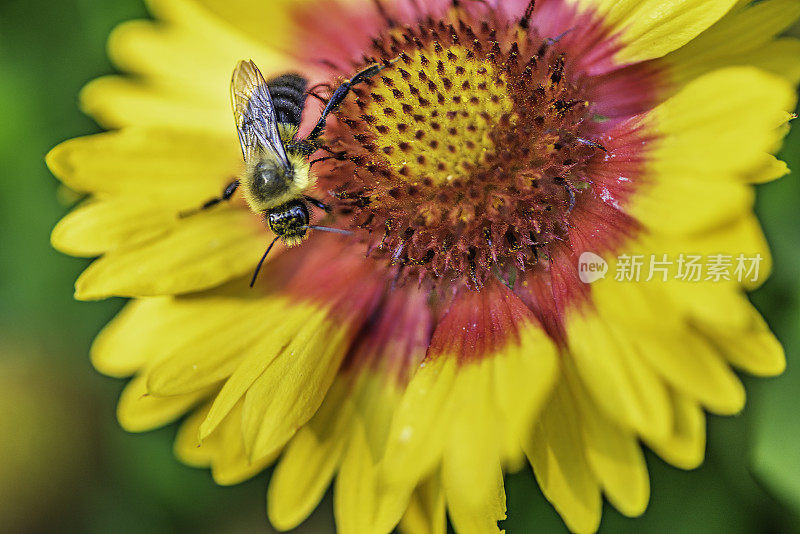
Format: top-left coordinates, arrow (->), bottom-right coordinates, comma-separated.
48,0 -> 799,532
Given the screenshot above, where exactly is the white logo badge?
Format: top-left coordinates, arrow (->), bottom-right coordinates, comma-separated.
578,252 -> 608,284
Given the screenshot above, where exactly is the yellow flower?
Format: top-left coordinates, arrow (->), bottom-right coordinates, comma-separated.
48,0 -> 799,532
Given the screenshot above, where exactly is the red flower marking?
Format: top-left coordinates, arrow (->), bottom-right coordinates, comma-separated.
428,279 -> 539,363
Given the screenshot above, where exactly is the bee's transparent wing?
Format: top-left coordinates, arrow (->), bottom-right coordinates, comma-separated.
231,60 -> 291,170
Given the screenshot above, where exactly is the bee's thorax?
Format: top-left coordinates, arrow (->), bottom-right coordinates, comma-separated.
241,152 -> 315,213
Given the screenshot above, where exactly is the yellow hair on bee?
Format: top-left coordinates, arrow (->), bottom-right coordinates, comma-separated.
281,234 -> 308,248
240,148 -> 315,213
278,123 -> 299,145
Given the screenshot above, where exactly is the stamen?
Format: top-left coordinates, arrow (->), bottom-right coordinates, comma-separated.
519,0 -> 536,29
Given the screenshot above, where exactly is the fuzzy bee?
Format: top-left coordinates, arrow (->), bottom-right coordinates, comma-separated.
188,59 -> 392,286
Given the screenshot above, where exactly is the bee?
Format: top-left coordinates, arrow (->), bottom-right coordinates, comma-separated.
187,59 -> 394,286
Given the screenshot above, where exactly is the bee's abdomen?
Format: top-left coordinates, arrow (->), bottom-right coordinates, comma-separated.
267,74 -> 308,127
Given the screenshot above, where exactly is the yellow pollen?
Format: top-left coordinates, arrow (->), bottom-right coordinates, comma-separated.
364,44 -> 515,185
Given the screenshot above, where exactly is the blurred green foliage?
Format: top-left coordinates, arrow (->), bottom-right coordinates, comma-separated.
1,0 -> 799,532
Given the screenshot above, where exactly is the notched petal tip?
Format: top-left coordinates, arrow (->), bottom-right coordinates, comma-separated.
45,139 -> 79,185
116,374 -> 211,433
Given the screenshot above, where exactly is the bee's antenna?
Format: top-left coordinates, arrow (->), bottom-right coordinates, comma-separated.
250,235 -> 281,288
305,225 -> 353,236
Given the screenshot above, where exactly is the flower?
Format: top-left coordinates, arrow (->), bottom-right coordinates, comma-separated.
48,0 -> 800,532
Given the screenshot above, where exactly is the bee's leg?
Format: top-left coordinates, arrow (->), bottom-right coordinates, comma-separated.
304,195 -> 332,212
544,128 -> 608,153
180,179 -> 239,218
546,28 -> 575,45
306,91 -> 329,105
306,82 -> 333,108
309,155 -> 335,167
305,59 -> 399,143
553,176 -> 576,212
292,141 -> 350,161
576,137 -> 607,152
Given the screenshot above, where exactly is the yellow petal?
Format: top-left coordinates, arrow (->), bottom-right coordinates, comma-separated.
694,302 -> 786,377
174,402 -> 216,467
658,281 -> 754,332
335,416 -> 414,534
671,37 -> 800,90
93,290 -> 265,377
108,16 -> 285,105
199,299 -> 318,439
92,288 -> 272,381
380,357 -> 457,490
75,207 -> 265,299
630,179 -> 753,236
144,295 -> 285,396
349,373 -> 401,459
441,362 -> 506,534
268,380 -> 354,531
565,309 -> 672,439
177,400 -> 275,485
575,0 -> 737,64
585,279 -> 746,416
242,310 -> 351,459
117,374 -> 213,432
565,363 -> 650,517
46,129 -> 241,205
752,152 -> 791,185
582,419 -> 649,518
343,374 -> 416,534
79,0 -> 288,130
398,477 -> 446,534
51,197 -> 176,257
492,326 -> 560,464
666,0 -> 800,84
644,390 -> 706,470
635,328 -> 745,415
383,287 -> 558,496
190,0 -> 310,53
524,382 -> 602,534
335,423 -> 378,534
80,76 -> 231,132
211,401 -> 276,486
636,214 -> 772,289
91,298 -> 167,377
732,39 -> 800,86
650,67 -> 796,181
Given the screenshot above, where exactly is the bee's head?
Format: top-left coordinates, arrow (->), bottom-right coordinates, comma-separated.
266,200 -> 310,245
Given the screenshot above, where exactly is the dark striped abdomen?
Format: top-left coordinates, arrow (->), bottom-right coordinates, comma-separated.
267,73 -> 308,127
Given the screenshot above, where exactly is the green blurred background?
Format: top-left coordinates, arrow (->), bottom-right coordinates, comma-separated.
1,0 -> 799,532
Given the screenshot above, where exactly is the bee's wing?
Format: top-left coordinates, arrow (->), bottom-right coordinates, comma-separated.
231,60 -> 291,170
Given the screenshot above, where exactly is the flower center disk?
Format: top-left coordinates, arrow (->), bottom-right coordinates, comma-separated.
321,11 -> 604,289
